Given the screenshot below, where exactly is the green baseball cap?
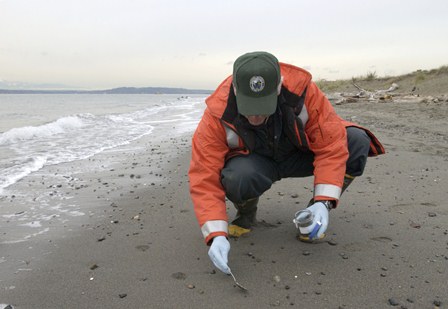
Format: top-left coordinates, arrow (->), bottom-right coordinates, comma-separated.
233,51 -> 281,116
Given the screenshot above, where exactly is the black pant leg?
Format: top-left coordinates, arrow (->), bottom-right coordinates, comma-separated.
221,127 -> 371,203
346,127 -> 371,177
221,153 -> 278,204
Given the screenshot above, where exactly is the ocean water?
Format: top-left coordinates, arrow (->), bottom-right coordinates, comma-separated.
0,94 -> 206,194
0,94 -> 206,243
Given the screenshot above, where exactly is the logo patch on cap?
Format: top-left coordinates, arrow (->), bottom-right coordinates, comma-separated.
249,76 -> 265,93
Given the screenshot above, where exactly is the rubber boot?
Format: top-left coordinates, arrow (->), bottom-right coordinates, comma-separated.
341,174 -> 355,194
228,197 -> 259,237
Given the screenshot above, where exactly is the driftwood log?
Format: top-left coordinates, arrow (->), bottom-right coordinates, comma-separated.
329,83 -> 447,105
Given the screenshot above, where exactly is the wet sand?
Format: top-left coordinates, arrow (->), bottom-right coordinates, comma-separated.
1,99 -> 447,308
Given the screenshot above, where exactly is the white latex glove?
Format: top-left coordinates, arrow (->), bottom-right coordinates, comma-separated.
208,236 -> 231,274
300,202 -> 329,239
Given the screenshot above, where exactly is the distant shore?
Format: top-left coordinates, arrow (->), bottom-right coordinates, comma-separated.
0,86 -> 212,95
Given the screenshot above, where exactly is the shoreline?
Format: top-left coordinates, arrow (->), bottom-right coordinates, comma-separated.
0,132 -> 193,276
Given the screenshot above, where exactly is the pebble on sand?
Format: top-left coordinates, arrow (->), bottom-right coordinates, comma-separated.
89,264 -> 99,270
388,298 -> 399,306
433,300 -> 442,306
327,240 -> 338,246
171,272 -> 187,280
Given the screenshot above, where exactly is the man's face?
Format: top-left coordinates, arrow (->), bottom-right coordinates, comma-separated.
244,114 -> 269,126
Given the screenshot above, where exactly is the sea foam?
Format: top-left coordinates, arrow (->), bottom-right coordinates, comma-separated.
0,95 -> 205,193
0,116 -> 84,145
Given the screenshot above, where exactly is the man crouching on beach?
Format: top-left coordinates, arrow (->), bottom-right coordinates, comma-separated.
188,51 -> 385,274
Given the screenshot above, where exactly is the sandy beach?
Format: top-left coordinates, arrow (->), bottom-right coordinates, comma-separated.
1,97 -> 447,308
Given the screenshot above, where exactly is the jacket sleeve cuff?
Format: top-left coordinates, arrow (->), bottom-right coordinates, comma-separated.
205,232 -> 228,246
314,184 -> 341,200
201,220 -> 228,245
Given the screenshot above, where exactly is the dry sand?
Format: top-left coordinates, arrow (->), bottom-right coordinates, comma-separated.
1,98 -> 447,309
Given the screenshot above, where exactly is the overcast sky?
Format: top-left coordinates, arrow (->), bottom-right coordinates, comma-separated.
1,0 -> 448,90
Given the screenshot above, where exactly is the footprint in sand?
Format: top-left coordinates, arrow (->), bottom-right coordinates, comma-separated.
136,245 -> 150,252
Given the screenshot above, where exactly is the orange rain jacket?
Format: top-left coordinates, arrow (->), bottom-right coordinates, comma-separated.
189,63 -> 385,244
